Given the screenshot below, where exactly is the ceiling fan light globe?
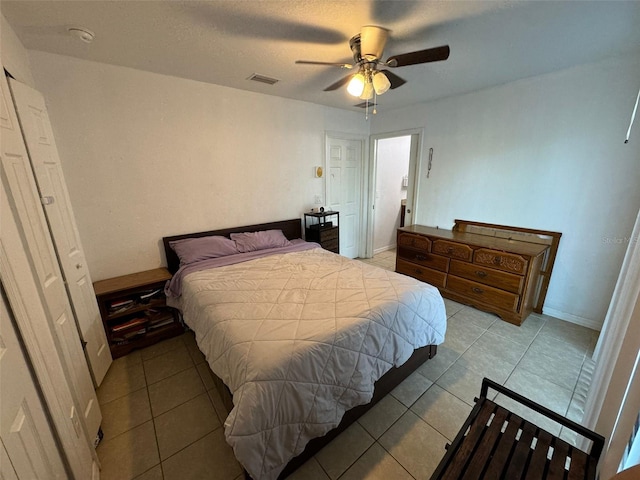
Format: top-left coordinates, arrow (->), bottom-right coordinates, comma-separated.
373,71 -> 391,95
347,73 -> 365,97
359,82 -> 374,100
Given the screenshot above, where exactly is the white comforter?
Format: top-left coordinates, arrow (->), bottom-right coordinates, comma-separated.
177,247 -> 446,479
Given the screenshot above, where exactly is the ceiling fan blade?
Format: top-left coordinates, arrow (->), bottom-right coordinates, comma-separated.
180,3 -> 346,45
370,1 -> 419,24
296,60 -> 353,69
324,74 -> 354,92
379,70 -> 406,89
386,45 -> 450,67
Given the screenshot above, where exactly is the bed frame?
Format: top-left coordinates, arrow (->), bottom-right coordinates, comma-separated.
163,218 -> 303,275
162,218 -> 439,479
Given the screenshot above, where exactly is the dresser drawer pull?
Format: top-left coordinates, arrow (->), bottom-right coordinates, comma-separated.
475,270 -> 487,278
414,268 -> 423,275
415,254 -> 427,261
472,287 -> 484,294
447,247 -> 454,253
493,256 -> 502,265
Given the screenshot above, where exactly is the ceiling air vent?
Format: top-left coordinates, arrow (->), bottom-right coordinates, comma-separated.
247,73 -> 279,85
354,102 -> 378,108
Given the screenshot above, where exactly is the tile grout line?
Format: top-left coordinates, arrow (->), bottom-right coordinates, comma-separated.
372,410 -> 440,480
502,318 -> 544,388
334,439 -> 417,480
141,349 -> 164,479
154,334 -> 217,472
148,334 -> 213,479
100,335 -> 207,479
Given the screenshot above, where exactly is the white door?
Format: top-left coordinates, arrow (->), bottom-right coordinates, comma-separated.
0,440 -> 19,480
9,79 -> 112,386
326,136 -> 363,258
1,68 -> 98,479
0,293 -> 68,479
0,73 -> 102,439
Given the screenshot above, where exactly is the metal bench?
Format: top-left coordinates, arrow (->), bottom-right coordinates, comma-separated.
430,378 -> 605,479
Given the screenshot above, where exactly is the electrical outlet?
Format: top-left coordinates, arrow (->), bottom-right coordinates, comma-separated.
314,195 -> 323,204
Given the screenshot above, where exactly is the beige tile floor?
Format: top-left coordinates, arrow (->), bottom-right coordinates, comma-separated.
96,248 -> 599,480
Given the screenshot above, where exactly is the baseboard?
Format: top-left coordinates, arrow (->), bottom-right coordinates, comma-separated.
373,244 -> 396,255
542,307 -> 603,331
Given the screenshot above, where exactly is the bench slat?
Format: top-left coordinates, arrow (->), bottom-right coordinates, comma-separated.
484,411 -> 526,478
441,401 -> 496,480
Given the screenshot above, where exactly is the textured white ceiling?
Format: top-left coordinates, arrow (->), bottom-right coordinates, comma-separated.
3,1 -> 640,113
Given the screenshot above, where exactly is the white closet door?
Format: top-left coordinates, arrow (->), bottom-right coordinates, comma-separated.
0,69 -> 98,479
9,79 -> 112,386
0,294 -> 68,479
1,72 -> 101,439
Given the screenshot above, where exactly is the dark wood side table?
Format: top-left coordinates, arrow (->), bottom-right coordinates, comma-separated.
93,267 -> 183,358
304,211 -> 340,254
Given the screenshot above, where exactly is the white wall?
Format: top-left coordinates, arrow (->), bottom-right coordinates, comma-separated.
28,51 -> 369,281
374,136 -> 410,252
25,46 -> 640,327
371,53 -> 640,329
1,14 -> 35,85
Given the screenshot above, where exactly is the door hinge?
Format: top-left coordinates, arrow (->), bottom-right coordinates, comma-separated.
40,196 -> 55,205
81,339 -> 88,351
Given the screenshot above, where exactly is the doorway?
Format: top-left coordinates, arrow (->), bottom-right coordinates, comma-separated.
365,129 -> 423,258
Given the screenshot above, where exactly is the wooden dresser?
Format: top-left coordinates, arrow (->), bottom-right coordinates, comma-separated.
396,221 -> 561,325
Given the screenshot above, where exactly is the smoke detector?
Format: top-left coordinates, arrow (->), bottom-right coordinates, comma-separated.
68,27 -> 95,43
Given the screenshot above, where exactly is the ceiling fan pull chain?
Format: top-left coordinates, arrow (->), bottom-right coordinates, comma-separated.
625,85 -> 640,144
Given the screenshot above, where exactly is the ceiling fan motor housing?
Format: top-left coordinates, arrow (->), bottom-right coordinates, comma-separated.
360,25 -> 389,60
349,35 -> 362,63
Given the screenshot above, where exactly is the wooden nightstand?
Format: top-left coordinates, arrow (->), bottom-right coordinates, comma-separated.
93,267 -> 183,358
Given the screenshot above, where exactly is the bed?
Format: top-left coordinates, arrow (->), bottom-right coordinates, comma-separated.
162,219 -> 447,479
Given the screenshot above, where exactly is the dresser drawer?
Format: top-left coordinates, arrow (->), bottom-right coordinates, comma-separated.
450,260 -> 524,294
446,275 -> 519,312
396,259 -> 446,288
397,247 -> 449,272
321,239 -> 339,250
398,232 -> 431,251
432,240 -> 473,262
473,248 -> 528,275
318,228 -> 339,242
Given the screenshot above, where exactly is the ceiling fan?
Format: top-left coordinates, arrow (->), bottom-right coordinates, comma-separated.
296,25 -> 450,101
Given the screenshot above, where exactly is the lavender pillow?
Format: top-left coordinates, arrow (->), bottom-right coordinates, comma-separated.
230,229 -> 292,253
170,235 -> 239,266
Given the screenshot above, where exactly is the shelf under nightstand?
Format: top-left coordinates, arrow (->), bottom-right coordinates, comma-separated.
93,267 -> 183,358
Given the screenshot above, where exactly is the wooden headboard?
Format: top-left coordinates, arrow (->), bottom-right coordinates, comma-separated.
162,218 -> 302,274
